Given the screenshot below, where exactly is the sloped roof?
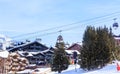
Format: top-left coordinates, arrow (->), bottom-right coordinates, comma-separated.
65,50 -> 80,55
8,41 -> 48,52
17,51 -> 33,57
17,51 -> 45,57
67,43 -> 81,51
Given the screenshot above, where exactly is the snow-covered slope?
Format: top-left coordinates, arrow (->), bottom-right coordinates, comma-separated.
50,64 -> 120,74
15,63 -> 120,74
83,64 -> 119,74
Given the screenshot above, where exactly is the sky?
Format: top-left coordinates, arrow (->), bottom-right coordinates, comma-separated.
0,0 -> 120,46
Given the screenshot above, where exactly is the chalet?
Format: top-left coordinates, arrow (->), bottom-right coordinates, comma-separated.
8,40 -> 48,52
67,43 -> 82,51
43,49 -> 54,63
8,40 -> 54,65
66,43 -> 81,64
17,51 -> 45,64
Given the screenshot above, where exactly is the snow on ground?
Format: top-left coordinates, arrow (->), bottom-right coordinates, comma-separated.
50,64 -> 82,74
50,64 -> 120,74
15,63 -> 120,74
14,68 -> 51,74
83,64 -> 120,74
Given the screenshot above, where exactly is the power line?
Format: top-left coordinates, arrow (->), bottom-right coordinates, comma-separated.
11,11 -> 120,39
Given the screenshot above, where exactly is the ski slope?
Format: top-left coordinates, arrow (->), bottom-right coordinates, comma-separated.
16,63 -> 120,74
50,64 -> 120,74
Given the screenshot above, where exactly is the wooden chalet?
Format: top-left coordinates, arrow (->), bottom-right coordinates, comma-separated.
8,41 -> 48,52
43,48 -> 54,63
66,43 -> 81,63
8,41 -> 53,64
67,43 -> 82,51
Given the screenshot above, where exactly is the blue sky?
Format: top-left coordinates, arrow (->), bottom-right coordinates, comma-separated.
0,0 -> 120,46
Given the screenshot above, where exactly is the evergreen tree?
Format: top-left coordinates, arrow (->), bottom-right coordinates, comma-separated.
80,26 -> 115,70
96,27 -> 113,66
80,26 -> 97,70
51,35 -> 70,73
114,46 -> 120,60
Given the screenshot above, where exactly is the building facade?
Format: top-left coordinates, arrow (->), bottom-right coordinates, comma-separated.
8,41 -> 54,65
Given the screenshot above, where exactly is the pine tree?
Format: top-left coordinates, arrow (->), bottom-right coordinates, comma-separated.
114,46 -> 120,60
80,26 -> 115,70
51,35 -> 70,73
80,26 -> 97,70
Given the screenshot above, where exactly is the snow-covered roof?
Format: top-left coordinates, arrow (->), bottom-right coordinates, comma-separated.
17,51 -> 34,57
42,49 -> 54,53
67,43 -> 81,51
17,51 -> 46,57
65,50 -> 80,55
9,41 -> 48,52
0,50 -> 9,58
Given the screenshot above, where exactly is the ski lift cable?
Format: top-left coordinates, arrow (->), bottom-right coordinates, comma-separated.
12,13 -> 120,39
12,15 -> 119,40
11,11 -> 120,38
13,18 -> 116,41
13,15 -> 120,41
